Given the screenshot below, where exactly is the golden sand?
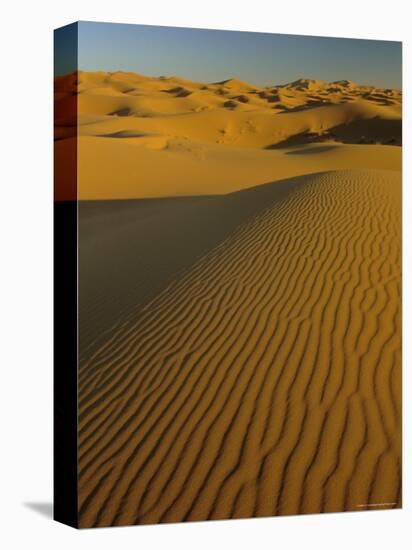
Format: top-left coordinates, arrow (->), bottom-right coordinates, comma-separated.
77,170 -> 401,526
54,71 -> 401,200
55,71 -> 402,527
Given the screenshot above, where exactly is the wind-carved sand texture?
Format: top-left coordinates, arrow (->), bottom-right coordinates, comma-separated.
55,72 -> 402,527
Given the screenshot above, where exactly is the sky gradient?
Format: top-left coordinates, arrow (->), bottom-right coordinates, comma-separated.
60,21 -> 401,88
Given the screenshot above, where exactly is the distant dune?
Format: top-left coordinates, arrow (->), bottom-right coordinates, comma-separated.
54,71 -> 402,200
78,169 -> 401,527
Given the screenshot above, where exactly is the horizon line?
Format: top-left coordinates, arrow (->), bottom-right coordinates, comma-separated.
55,69 -> 403,91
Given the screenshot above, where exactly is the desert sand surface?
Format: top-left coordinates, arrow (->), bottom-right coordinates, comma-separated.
78,192 -> 282,360
55,70 -> 402,526
77,169 -> 401,527
54,71 -> 401,200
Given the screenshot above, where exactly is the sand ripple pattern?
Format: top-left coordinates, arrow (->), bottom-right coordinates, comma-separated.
78,169 -> 401,527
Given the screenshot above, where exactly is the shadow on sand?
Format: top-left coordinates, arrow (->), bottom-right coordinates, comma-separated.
286,145 -> 338,155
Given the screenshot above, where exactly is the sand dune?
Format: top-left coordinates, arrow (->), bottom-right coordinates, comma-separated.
54,71 -> 401,200
56,69 -> 402,527
77,169 -> 401,527
72,138 -> 400,199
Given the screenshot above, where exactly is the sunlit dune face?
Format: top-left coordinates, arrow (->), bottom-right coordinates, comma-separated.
77,169 -> 402,527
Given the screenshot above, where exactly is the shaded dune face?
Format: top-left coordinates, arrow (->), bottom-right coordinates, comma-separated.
78,190 -> 298,361
78,170 -> 401,527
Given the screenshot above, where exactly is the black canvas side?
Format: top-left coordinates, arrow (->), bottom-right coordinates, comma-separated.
53,22 -> 78,529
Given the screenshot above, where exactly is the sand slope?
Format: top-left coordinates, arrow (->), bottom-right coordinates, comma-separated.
54,71 -> 402,200
77,169 -> 401,527
78,193 -> 274,359
73,138 -> 400,199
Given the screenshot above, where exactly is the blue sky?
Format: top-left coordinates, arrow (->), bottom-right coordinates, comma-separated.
57,21 -> 402,88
